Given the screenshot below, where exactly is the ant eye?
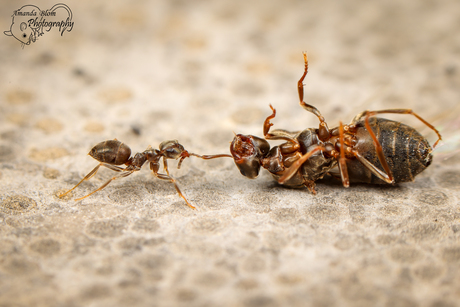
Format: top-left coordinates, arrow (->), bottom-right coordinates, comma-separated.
164,147 -> 182,159
23,33 -> 27,38
159,140 -> 186,159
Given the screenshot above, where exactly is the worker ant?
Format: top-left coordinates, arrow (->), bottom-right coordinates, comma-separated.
59,139 -> 231,209
230,52 -> 442,193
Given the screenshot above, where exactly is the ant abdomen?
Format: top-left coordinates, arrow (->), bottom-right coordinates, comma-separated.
347,117 -> 433,184
89,140 -> 131,165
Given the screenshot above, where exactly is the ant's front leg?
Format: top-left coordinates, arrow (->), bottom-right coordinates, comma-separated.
150,161 -> 196,209
263,104 -> 277,137
263,105 -> 299,143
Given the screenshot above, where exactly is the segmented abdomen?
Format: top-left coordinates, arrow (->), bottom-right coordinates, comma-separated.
88,140 -> 131,165
348,118 -> 433,184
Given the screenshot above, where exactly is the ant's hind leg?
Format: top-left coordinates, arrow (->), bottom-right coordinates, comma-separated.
59,164 -> 102,198
60,163 -> 129,199
351,150 -> 393,184
355,109 -> 442,148
74,170 -> 134,201
361,112 -> 395,183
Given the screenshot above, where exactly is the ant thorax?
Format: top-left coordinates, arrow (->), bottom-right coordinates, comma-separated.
295,129 -> 336,182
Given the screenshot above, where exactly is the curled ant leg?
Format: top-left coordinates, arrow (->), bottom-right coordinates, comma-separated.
263,104 -> 276,137
263,105 -> 299,143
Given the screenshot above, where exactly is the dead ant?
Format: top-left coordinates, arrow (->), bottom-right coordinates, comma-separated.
59,139 -> 231,209
230,52 -> 442,193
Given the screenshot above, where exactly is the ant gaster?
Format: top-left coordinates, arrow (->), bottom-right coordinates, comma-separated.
59,139 -> 231,209
230,52 -> 442,193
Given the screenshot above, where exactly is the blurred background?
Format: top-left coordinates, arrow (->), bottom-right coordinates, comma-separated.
0,0 -> 459,306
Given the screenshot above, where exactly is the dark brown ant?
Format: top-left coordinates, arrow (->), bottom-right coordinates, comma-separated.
59,139 -> 231,209
230,52 -> 442,193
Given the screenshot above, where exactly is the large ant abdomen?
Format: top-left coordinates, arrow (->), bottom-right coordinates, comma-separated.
348,117 -> 433,184
88,140 -> 132,165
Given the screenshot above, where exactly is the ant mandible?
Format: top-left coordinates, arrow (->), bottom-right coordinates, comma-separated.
230,52 -> 442,193
59,139 -> 231,209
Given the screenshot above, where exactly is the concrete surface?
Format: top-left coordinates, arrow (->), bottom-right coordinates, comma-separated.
1,0 -> 459,306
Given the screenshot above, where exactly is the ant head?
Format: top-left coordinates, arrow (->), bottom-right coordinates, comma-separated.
230,134 -> 270,179
159,140 -> 186,159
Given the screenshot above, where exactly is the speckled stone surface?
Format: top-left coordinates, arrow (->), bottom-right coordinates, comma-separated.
1,1 -> 460,306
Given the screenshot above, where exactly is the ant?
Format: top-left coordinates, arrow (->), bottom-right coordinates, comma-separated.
59,139 -> 231,209
230,52 -> 442,194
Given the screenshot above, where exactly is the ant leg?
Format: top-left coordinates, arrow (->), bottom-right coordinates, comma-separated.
156,173 -> 195,209
362,112 -> 395,183
60,162 -> 131,199
297,52 -> 329,140
265,129 -> 299,142
337,122 -> 350,187
298,52 -> 325,123
74,170 -> 135,201
163,158 -> 170,176
278,145 -> 325,184
263,104 -> 277,136
150,161 -> 196,209
263,105 -> 299,143
356,109 -> 442,148
351,150 -> 393,183
303,180 -> 318,195
59,164 -> 102,198
102,163 -> 129,172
